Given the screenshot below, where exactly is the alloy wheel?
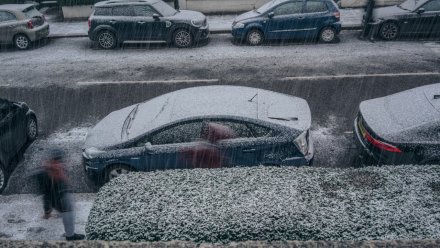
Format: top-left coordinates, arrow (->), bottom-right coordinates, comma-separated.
98,32 -> 115,49
247,30 -> 263,45
320,28 -> 335,43
380,23 -> 398,40
15,35 -> 29,50
174,30 -> 192,48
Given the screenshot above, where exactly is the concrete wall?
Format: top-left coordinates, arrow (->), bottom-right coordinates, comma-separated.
61,5 -> 93,20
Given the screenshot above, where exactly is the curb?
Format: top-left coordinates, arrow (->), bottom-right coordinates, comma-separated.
47,26 -> 362,39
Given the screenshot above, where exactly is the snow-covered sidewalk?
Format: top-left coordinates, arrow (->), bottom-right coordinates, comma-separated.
48,9 -> 363,38
0,194 -> 95,241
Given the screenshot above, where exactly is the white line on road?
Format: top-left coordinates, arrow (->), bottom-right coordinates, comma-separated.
77,79 -> 220,86
281,72 -> 440,81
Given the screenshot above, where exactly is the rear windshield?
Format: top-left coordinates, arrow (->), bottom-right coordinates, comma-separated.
23,6 -> 41,18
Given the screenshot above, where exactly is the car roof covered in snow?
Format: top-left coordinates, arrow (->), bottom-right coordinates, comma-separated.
0,4 -> 34,11
85,86 -> 311,148
95,0 -> 159,7
360,83 -> 440,143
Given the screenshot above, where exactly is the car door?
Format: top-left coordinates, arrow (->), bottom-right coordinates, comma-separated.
265,0 -> 305,39
110,5 -> 136,41
0,102 -> 20,166
399,0 -> 440,35
301,0 -> 331,38
132,5 -> 167,41
138,120 -> 205,171
418,0 -> 440,35
0,11 -> 18,44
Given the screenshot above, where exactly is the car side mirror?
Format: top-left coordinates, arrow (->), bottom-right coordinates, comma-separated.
417,8 -> 425,14
145,142 -> 152,148
268,12 -> 274,18
153,14 -> 160,20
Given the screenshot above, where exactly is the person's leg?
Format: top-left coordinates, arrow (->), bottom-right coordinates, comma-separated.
61,211 -> 75,237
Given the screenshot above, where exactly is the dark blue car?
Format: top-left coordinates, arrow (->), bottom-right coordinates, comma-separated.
82,86 -> 313,185
232,0 -> 341,45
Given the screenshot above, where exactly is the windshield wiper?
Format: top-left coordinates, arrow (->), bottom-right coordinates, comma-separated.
121,104 -> 139,139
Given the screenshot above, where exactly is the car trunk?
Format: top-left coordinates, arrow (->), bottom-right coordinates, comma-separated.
23,6 -> 44,27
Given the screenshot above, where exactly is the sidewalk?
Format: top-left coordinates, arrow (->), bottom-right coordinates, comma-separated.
47,9 -> 363,38
0,194 -> 95,240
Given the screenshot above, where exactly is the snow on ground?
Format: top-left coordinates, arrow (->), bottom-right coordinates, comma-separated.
87,165 -> 440,243
4,126 -> 95,194
0,194 -> 95,240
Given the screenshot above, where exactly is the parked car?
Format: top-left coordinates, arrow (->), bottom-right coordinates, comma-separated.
231,0 -> 341,45
0,4 -> 49,49
354,83 -> 440,165
88,0 -> 209,49
83,86 -> 313,185
362,0 -> 440,40
0,98 -> 37,193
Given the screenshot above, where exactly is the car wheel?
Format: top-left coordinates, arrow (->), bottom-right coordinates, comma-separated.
14,34 -> 30,50
97,30 -> 117,49
27,116 -> 38,141
319,27 -> 336,43
105,165 -> 133,182
246,29 -> 264,46
379,22 -> 399,41
0,165 -> 8,194
173,29 -> 193,48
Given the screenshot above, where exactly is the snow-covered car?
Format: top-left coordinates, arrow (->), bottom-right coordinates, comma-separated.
0,4 -> 49,50
362,0 -> 440,40
83,86 -> 313,185
354,83 -> 440,165
0,98 -> 38,193
88,0 -> 209,49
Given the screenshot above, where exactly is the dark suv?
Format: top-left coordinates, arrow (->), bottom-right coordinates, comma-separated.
88,0 -> 209,49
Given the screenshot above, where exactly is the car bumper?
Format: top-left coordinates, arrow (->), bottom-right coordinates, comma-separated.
281,136 -> 314,166
194,25 -> 210,41
28,23 -> 50,41
83,156 -> 103,185
232,27 -> 246,40
361,21 -> 382,38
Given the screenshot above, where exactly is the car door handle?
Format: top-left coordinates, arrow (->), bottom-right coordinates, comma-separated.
297,16 -> 305,19
109,20 -> 117,24
242,149 -> 256,153
8,25 -> 14,28
137,21 -> 146,24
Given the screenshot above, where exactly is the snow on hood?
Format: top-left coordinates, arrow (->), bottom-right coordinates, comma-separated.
372,5 -> 409,19
234,10 -> 260,23
360,83 -> 440,143
84,86 -> 311,149
168,10 -> 205,21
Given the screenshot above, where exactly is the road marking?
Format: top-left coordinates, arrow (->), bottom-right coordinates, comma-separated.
77,79 -> 220,86
281,72 -> 440,81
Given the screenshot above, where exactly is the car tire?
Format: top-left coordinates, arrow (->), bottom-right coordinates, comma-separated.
246,29 -> 264,46
26,115 -> 38,141
97,30 -> 117,49
0,165 -> 8,194
379,22 -> 399,41
105,164 -> 133,182
14,34 -> 31,50
173,29 -> 193,48
319,27 -> 336,43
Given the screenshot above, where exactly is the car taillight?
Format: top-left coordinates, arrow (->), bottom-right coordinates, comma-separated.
27,20 -> 33,29
333,12 -> 340,21
363,131 -> 402,153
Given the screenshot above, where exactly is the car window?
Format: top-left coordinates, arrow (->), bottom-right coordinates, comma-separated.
112,6 -> 135,16
247,123 -> 277,137
133,5 -> 158,17
207,121 -> 254,139
94,7 -> 112,16
273,1 -> 304,16
304,1 -> 328,13
0,11 -> 17,22
149,121 -> 203,145
422,0 -> 440,11
23,6 -> 41,18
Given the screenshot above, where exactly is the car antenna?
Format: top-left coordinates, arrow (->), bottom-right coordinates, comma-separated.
248,93 -> 258,102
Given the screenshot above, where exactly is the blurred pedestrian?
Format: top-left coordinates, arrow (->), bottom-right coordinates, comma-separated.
35,147 -> 85,241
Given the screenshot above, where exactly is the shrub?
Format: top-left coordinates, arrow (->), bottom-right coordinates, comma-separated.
86,165 -> 440,243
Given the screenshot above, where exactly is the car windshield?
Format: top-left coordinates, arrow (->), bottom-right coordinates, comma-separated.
398,0 -> 419,10
152,1 -> 178,16
256,0 -> 283,13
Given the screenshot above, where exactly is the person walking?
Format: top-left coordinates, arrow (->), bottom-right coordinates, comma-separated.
35,148 -> 85,241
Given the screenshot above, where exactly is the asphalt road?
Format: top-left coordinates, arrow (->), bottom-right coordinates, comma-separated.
1,31 -> 440,194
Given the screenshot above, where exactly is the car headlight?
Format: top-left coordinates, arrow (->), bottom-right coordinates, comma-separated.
191,19 -> 205,27
294,131 -> 309,156
83,147 -> 105,159
233,22 -> 245,29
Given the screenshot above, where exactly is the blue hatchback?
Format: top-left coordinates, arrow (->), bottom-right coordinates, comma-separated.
232,0 -> 341,45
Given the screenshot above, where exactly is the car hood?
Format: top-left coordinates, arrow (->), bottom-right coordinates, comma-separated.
234,10 -> 260,23
84,105 -> 135,149
168,10 -> 205,21
360,84 -> 440,143
372,5 -> 409,19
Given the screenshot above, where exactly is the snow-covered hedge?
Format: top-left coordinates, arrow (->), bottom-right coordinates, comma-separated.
86,165 -> 440,242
